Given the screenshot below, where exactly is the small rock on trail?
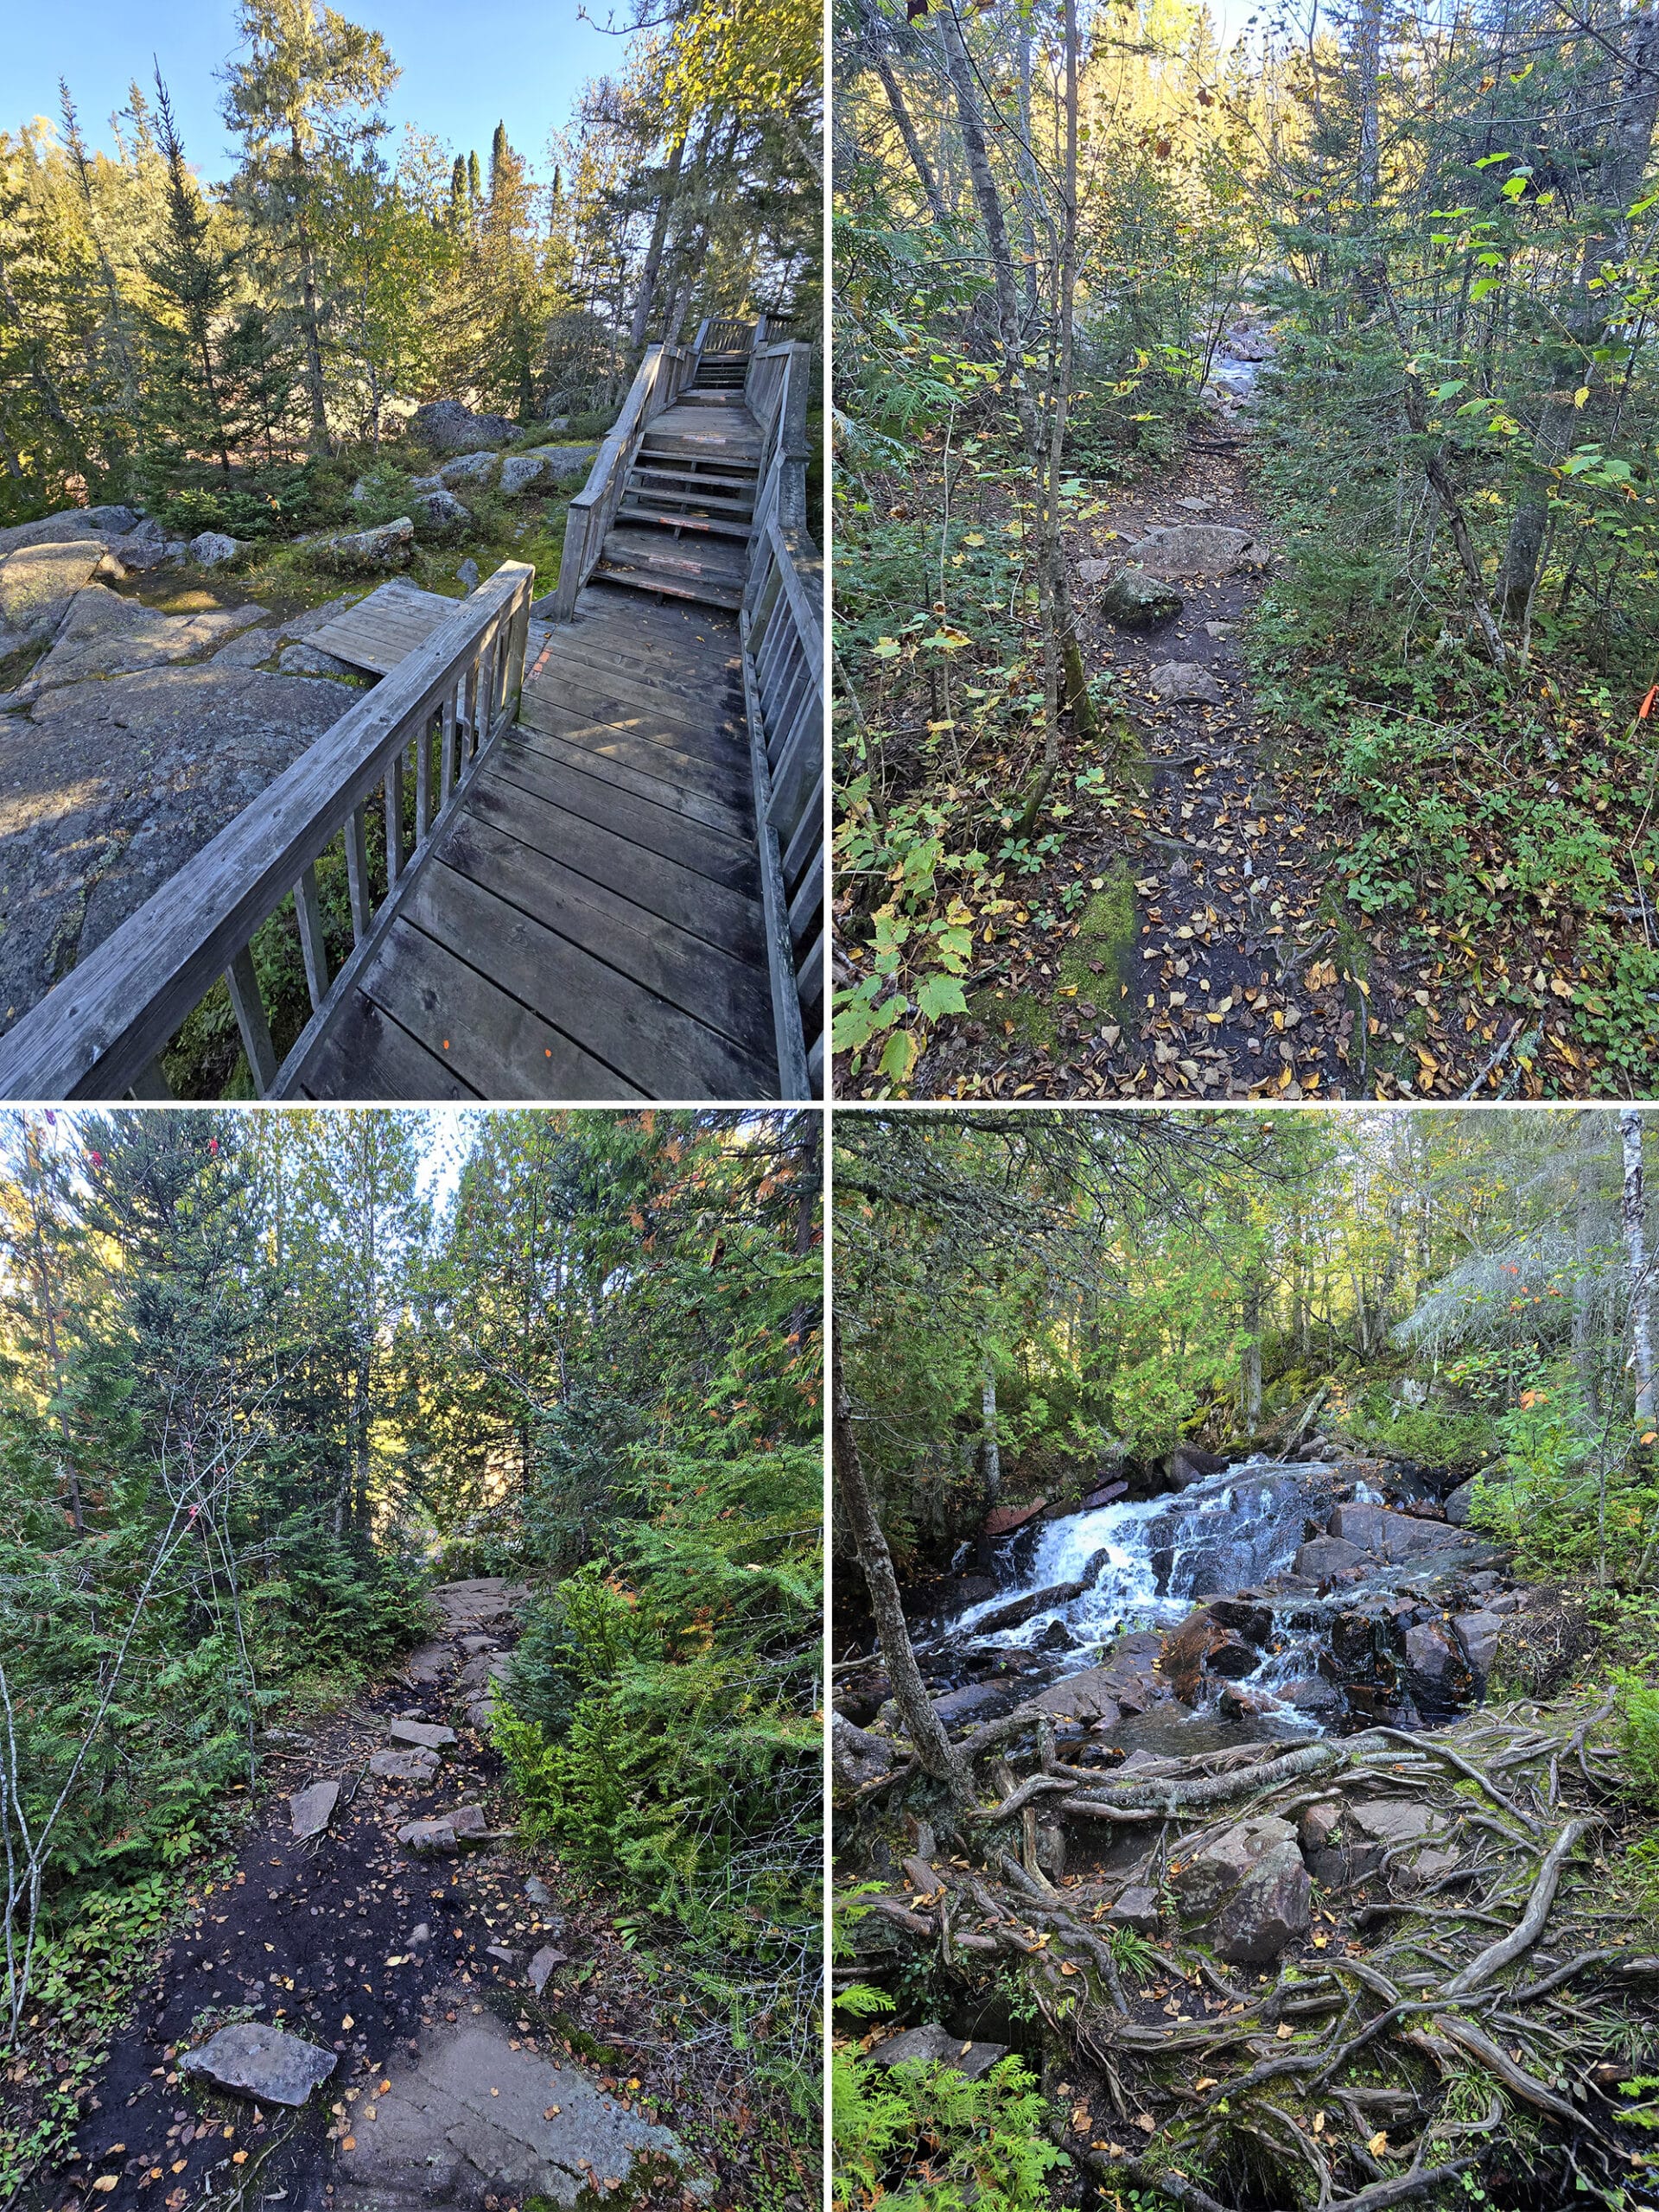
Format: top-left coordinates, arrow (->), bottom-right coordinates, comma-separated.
289,1778 -> 340,1839
180,2021 -> 336,2106
389,1717 -> 457,1751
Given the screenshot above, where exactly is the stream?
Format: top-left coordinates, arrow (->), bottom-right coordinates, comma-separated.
859,1451 -> 1520,1762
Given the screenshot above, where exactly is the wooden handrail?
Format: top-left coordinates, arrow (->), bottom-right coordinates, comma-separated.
737,340 -> 823,1098
0,561 -> 535,1102
548,341 -> 697,621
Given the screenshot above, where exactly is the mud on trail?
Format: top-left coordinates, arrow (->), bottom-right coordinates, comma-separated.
23,1584 -> 779,2212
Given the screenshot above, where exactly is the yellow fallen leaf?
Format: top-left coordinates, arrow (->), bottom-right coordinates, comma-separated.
1275,2023 -> 1294,2040
1193,2077 -> 1217,2093
341,2136 -> 357,2152
1369,2131 -> 1389,2156
341,2015 -> 354,2030
1135,2113 -> 1156,2133
92,2181 -> 118,2195
232,2152 -> 249,2165
1313,1933 -> 1329,1948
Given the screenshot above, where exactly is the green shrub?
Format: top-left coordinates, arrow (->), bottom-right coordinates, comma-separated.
832,1988 -> 1068,2212
1345,1399 -> 1497,1471
1613,1669 -> 1659,1808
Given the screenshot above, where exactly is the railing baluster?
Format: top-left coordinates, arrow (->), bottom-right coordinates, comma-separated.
346,804 -> 371,941
226,944 -> 278,1098
385,750 -> 406,889
462,649 -> 480,762
415,709 -> 433,842
130,1056 -> 172,1100
441,682 -> 458,806
295,863 -> 330,1011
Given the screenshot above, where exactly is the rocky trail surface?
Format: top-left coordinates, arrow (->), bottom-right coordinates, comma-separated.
918,320 -> 1444,1105
41,1582 -> 724,2212
835,1451 -> 1659,2208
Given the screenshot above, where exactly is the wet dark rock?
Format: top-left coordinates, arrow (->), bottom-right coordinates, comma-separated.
1105,1885 -> 1160,1933
1300,1802 -> 1344,1853
1020,1666 -> 1128,1726
904,1573 -> 997,1624
1207,1598 -> 1274,1645
867,2025 -> 1009,2082
1329,1503 -> 1463,1560
1077,1478 -> 1129,1511
1452,1611 -> 1504,1692
1403,1621 -> 1473,1716
930,1681 -> 1012,1730
1295,1535 -> 1365,1579
1279,1675 -> 1341,1713
1038,1619 -> 1078,1650
1166,1444 -> 1231,1489
1444,1477 -> 1481,1527
965,1552 -> 1109,1637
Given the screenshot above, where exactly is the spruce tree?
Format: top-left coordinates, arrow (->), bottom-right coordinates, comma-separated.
146,72 -> 234,476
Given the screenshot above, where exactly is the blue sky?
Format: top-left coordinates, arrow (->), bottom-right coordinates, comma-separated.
0,0 -> 625,177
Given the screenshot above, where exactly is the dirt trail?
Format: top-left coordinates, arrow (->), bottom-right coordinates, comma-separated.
41,1583 -> 717,2212
928,336 -> 1417,1103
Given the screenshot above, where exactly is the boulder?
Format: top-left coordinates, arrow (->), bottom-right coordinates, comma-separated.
410,399 -> 518,454
1403,1620 -> 1472,1712
289,1779 -> 340,1839
411,487 -> 471,537
1345,1798 -> 1442,1847
1105,1885 -> 1160,1933
1213,1842 -> 1311,1964
388,1717 -> 458,1750
929,1681 -> 1010,1729
1294,1535 -> 1365,1580
1298,1801 -> 1344,1853
1453,1609 -> 1504,1691
0,537 -> 113,659
867,2024 -> 1009,2082
405,1643 -> 455,1686
1096,563 -> 1184,627
1278,1675 -> 1342,1713
456,557 -> 480,592
181,2023 -> 335,2107
462,1634 -> 499,1656
82,504 -> 143,535
1207,1598 -> 1274,1645
397,1803 -> 490,1853
1170,1814 -> 1298,1917
1019,1663 -> 1126,1726
1077,1478 -> 1129,1511
982,1498 -> 1048,1537
1166,1444 -> 1230,1489
1122,523 -> 1268,577
437,450 -> 499,489
189,530 -> 244,568
527,1943 -> 567,1993
499,452 -> 549,495
409,474 -> 444,494
1149,661 -> 1226,706
1038,1619 -> 1077,1650
111,519 -> 173,572
310,517 -> 414,572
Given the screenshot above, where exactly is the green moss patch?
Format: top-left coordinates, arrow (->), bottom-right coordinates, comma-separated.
969,859 -> 1140,1053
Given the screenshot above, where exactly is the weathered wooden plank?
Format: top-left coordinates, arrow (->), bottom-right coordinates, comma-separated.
296,864 -> 330,1012
309,581 -> 464,674
226,944 -> 279,1097
301,990 -> 480,1101
508,721 -> 751,837
490,736 -> 758,889
356,914 -> 646,1101
404,862 -> 774,1099
740,602 -> 813,1100
514,695 -> 747,802
541,636 -> 742,705
469,771 -> 765,963
0,561 -> 533,1101
434,810 -> 775,1062
524,676 -> 745,762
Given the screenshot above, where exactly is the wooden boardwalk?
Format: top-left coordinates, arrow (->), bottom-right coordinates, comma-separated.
286,582 -> 779,1100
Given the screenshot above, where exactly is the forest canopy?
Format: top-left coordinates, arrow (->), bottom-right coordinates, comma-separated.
1,0 -> 821,523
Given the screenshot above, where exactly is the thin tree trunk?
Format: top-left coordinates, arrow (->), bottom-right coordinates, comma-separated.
1573,1109 -> 1600,1416
1620,1109 -> 1656,1422
980,1366 -> 1001,1506
861,12 -> 950,226
628,132 -> 686,353
833,1351 -> 969,1801
289,132 -> 332,454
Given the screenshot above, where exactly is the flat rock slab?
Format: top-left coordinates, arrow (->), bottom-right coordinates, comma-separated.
398,1804 -> 489,1854
1150,660 -> 1226,706
429,1578 -> 531,1633
388,1718 -> 457,1750
371,1748 -> 442,1783
527,1943 -> 567,1993
866,2024 -> 1009,2082
0,663 -> 345,1035
1123,523 -> 1268,577
180,2022 -> 336,2107
289,1778 -> 340,1839
334,2001 -> 686,2208
406,1643 -> 457,1685
20,586 -> 266,694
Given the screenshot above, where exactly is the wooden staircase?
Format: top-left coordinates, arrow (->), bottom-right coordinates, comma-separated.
593,356 -> 760,611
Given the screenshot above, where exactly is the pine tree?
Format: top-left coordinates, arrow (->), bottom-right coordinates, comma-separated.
146,72 -> 234,475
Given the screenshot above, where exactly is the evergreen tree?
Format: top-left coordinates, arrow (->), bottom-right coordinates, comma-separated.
146,72 -> 234,475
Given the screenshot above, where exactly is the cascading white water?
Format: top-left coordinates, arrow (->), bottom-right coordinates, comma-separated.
947,1456 -> 1344,1728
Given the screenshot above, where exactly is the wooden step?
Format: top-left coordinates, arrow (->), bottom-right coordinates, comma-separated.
642,430 -> 762,461
615,505 -> 753,539
620,483 -> 756,518
594,558 -> 743,612
631,463 -> 759,498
